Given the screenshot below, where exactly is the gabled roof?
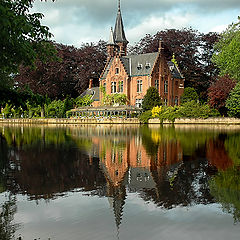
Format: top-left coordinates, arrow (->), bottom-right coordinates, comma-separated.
122,52 -> 159,77
81,87 -> 100,101
100,53 -> 184,80
168,61 -> 184,79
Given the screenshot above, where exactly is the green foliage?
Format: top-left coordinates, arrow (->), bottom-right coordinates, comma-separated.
224,134 -> 240,166
181,87 -> 199,104
75,95 -> 93,107
0,0 -> 56,80
226,82 -> 240,118
139,101 -> 220,123
102,93 -> 128,106
178,101 -> 220,119
139,110 -> 152,124
142,87 -> 161,111
45,100 -> 65,118
210,167 -> 240,222
212,18 -> 240,81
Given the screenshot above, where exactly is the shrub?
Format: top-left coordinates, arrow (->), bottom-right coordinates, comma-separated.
75,95 -> 93,107
142,87 -> 161,111
179,101 -> 220,119
151,106 -> 162,118
159,106 -> 181,122
181,87 -> 199,104
113,94 -> 128,106
45,100 -> 65,118
139,110 -> 152,123
226,82 -> 240,118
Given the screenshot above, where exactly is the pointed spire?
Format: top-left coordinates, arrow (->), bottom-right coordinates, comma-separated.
118,0 -> 121,12
114,0 -> 128,43
108,27 -> 115,45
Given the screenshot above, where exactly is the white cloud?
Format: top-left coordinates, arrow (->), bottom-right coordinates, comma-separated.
127,11 -> 194,44
31,0 -> 240,46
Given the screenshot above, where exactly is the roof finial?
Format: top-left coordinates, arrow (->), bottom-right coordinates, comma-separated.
118,0 -> 121,12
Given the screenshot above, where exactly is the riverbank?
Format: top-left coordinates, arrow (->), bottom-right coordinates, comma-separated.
0,118 -> 140,125
1,117 -> 240,125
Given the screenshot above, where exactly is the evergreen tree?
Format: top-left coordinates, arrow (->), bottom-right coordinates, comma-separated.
142,87 -> 161,111
226,82 -> 240,118
181,87 -> 199,104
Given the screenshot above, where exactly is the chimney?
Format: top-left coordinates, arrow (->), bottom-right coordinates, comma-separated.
89,79 -> 93,89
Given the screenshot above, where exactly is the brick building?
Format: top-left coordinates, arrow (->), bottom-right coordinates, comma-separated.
99,1 -> 184,107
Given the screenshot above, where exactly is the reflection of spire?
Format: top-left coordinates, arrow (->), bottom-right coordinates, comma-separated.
112,186 -> 126,232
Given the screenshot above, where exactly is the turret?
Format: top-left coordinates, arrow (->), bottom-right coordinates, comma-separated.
107,27 -> 116,61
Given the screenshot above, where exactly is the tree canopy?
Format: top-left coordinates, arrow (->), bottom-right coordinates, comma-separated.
142,87 -> 161,111
208,75 -> 236,115
212,17 -> 240,82
226,82 -> 240,118
181,87 -> 199,104
15,41 -> 107,99
0,0 -> 55,87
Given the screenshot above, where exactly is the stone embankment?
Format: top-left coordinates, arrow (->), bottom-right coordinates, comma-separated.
1,117 -> 240,125
0,118 -> 140,125
149,118 -> 240,125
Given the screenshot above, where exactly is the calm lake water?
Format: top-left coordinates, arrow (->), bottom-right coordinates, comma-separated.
0,124 -> 240,240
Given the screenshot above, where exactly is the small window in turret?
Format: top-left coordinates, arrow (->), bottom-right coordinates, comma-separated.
115,68 -> 119,75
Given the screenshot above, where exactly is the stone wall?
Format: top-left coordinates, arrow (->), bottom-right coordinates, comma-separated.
149,118 -> 240,125
0,118 -> 140,125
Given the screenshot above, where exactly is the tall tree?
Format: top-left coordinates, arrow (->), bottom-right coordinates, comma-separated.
0,0 -> 55,78
212,17 -> 240,81
208,75 -> 236,115
15,41 -> 107,99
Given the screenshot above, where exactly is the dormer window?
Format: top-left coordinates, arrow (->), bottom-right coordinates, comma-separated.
145,62 -> 151,69
137,63 -> 142,70
115,67 -> 119,75
169,65 -> 174,71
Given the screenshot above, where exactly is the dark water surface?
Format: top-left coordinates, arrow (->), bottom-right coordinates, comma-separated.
0,124 -> 240,240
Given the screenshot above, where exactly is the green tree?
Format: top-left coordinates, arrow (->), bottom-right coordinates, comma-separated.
0,0 -> 55,83
142,87 -> 161,111
212,17 -> 240,81
226,82 -> 240,118
181,87 -> 199,104
75,95 -> 94,107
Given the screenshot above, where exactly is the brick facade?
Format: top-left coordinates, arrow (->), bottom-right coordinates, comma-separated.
99,2 -> 184,108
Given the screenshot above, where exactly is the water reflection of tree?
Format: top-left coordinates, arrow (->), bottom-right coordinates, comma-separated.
209,133 -> 240,223
210,167 -> 240,222
0,195 -> 18,240
140,158 -> 215,209
0,126 -> 106,200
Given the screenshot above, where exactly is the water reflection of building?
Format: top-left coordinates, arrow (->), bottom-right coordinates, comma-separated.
97,133 -> 184,229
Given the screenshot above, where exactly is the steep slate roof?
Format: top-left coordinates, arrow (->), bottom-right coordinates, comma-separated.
113,2 -> 128,43
167,61 -> 184,79
108,27 -> 115,45
121,52 -> 159,76
81,87 -> 100,101
101,53 -> 183,80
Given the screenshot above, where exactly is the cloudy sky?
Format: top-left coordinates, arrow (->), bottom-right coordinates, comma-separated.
32,0 -> 240,47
